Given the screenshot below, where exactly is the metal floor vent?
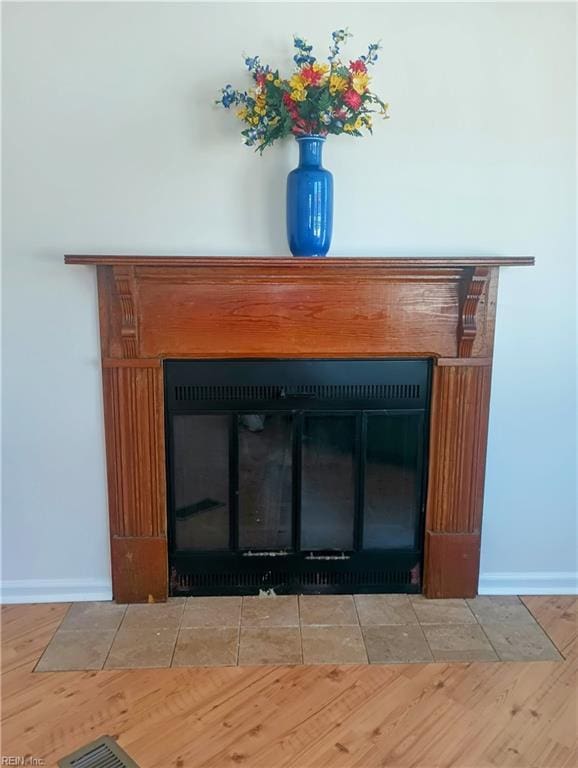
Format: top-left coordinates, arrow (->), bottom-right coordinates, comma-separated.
58,736 -> 140,768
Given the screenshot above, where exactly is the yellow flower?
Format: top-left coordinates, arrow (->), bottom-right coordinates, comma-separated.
329,74 -> 348,95
354,117 -> 364,131
290,88 -> 307,102
236,106 -> 248,120
274,78 -> 281,87
266,73 -> 274,81
289,73 -> 305,91
344,123 -> 355,132
352,72 -> 370,95
251,116 -> 260,126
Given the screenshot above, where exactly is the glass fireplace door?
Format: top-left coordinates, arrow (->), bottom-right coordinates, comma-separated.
166,359 -> 430,595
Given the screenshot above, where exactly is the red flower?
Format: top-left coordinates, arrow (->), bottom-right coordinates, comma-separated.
300,65 -> 325,86
349,59 -> 367,74
343,89 -> 362,110
255,73 -> 267,88
282,92 -> 299,117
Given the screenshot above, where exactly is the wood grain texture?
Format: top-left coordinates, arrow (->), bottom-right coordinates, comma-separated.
112,266 -> 138,358
136,269 -> 463,358
110,537 -> 167,603
102,365 -> 166,538
1,597 -> 575,768
423,532 -> 481,598
458,267 -> 491,356
426,363 -> 492,534
65,254 -> 535,267
68,256 -> 533,601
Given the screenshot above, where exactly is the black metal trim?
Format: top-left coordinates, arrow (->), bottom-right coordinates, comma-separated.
169,550 -> 422,596
354,413 -> 366,552
166,359 -> 429,412
164,358 -> 431,596
292,411 -> 302,552
229,414 -> 238,551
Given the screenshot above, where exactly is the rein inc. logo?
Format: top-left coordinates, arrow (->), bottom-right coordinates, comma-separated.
0,758 -> 44,766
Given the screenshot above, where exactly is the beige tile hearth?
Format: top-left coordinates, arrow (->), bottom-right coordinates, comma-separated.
238,627 -> 302,665
241,595 -> 299,627
422,624 -> 498,662
123,598 -> 185,629
59,601 -> 126,631
105,625 -> 178,669
481,622 -> 562,662
355,594 -> 418,626
299,595 -> 357,626
410,596 -> 476,625
173,627 -> 239,667
467,596 -> 535,625
32,595 -> 565,670
36,629 -> 116,671
182,596 -> 241,628
362,624 -> 433,664
301,626 -> 367,664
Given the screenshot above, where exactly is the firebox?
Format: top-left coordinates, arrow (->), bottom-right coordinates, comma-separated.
165,359 -> 431,595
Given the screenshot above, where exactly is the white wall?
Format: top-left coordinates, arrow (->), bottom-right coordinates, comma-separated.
2,2 -> 576,602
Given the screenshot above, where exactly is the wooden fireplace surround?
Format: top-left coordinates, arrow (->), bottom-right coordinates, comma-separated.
65,255 -> 533,602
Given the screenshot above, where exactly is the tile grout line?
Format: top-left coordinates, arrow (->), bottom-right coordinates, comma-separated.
352,594 -> 371,663
467,597 -> 504,661
31,603 -> 74,672
101,603 -> 128,670
351,595 -> 370,664
168,600 -> 186,668
235,598 -> 243,665
237,595 -> 248,665
297,595 -> 303,664
407,594 -> 431,659
476,620 -> 504,662
519,596 -> 566,659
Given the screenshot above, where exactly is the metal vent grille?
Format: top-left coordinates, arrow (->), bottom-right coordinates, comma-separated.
58,736 -> 140,768
173,568 -> 413,592
174,383 -> 421,403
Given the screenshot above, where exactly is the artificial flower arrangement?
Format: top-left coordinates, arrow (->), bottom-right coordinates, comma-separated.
217,29 -> 389,153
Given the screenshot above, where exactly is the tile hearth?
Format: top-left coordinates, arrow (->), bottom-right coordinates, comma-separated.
34,595 -> 562,671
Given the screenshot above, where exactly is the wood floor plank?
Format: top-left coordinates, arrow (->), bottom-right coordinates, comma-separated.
1,597 -> 576,768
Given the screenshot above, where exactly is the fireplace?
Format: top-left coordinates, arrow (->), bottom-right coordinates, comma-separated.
64,254 -> 533,602
165,359 -> 430,595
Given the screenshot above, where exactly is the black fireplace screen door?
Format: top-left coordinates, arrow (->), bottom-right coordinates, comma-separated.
165,359 -> 430,595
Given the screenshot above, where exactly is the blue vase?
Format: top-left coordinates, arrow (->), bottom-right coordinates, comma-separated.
286,135 -> 333,257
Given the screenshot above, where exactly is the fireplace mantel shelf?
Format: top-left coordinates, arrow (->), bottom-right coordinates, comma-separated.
65,255 -> 534,268
66,253 -> 533,602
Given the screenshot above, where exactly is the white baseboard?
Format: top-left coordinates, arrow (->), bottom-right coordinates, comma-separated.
478,572 -> 578,595
1,573 -> 576,603
0,578 -> 113,604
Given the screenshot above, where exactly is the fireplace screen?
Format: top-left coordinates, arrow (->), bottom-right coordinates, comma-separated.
165,360 -> 430,595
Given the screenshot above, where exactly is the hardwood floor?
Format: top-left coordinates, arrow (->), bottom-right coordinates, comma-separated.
1,597 -> 576,768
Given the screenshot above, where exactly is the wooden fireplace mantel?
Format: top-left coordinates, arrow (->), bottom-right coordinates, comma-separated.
65,254 -> 533,602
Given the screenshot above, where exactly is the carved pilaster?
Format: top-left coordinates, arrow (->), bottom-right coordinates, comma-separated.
458,267 -> 490,357
102,363 -> 167,602
113,266 -> 138,358
424,362 -> 492,597
102,363 -> 166,537
426,363 -> 492,533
